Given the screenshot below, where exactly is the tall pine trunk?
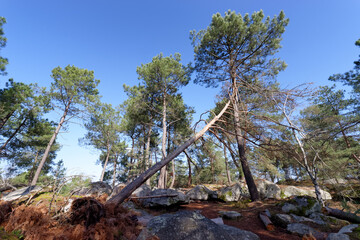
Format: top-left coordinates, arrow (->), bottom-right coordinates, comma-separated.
145,126 -> 152,185
31,99 -> 72,186
231,80 -> 259,201
158,94 -> 167,188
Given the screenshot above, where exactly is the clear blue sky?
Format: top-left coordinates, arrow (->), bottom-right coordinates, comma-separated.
1,0 -> 359,180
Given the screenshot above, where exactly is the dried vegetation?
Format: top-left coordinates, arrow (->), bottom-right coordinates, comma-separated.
0,194 -> 141,240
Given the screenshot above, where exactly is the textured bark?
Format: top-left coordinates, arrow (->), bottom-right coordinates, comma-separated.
100,145 -> 111,182
0,110 -> 15,130
158,94 -> 168,189
186,155 -> 192,187
223,145 -> 232,185
31,99 -> 72,186
169,160 -> 176,188
0,116 -> 28,152
107,101 -> 230,205
145,126 -> 153,186
324,207 -> 360,223
232,94 -> 260,201
259,212 -> 275,231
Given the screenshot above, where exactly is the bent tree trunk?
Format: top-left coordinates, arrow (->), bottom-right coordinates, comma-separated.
107,101 -> 231,205
31,100 -> 71,186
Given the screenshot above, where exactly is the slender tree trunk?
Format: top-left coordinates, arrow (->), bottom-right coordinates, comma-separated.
100,144 -> 111,182
28,151 -> 39,185
231,85 -> 259,201
0,116 -> 28,152
186,155 -> 192,187
145,126 -> 152,185
0,110 -> 15,130
31,100 -> 72,186
127,137 -> 135,183
107,101 -> 230,205
158,94 -> 167,189
170,160 -> 176,188
112,155 -> 118,189
224,144 -> 232,185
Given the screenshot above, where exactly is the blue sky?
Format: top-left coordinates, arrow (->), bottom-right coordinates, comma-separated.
1,0 -> 360,180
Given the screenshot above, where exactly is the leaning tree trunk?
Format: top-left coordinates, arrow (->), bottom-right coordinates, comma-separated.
231,85 -> 260,201
0,116 -> 28,152
31,99 -> 72,186
0,110 -> 15,130
107,101 -> 230,205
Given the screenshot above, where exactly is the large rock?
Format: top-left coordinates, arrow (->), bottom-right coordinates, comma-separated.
133,184 -> 151,197
218,183 -> 249,202
281,196 -> 321,217
73,181 -> 112,196
221,224 -> 260,240
137,211 -> 259,240
219,211 -> 242,220
280,185 -> 332,200
141,189 -> 189,208
1,186 -> 42,201
256,179 -> 281,199
186,185 -> 218,201
286,223 -> 319,236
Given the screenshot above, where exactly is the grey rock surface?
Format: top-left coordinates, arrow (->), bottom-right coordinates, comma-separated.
218,183 -> 248,202
281,196 -> 321,216
338,224 -> 359,234
256,179 -> 281,199
286,223 -> 319,236
133,184 -> 151,197
73,181 -> 112,196
219,210 -> 242,220
220,224 -> 260,240
137,211 -> 232,240
1,185 -> 42,201
137,211 -> 259,240
326,233 -> 350,240
141,188 -> 189,208
280,185 -> 332,200
272,214 -> 293,228
186,185 -> 218,201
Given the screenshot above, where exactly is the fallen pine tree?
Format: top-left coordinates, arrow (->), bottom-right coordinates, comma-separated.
107,101 -> 230,206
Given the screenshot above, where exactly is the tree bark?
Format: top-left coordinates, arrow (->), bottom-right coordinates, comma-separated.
169,159 -> 176,188
0,110 -> 15,130
112,154 -> 118,189
107,101 -> 230,205
100,144 -> 111,182
31,99 -> 71,186
223,144 -> 232,185
158,94 -> 168,189
0,116 -> 28,152
231,92 -> 260,201
145,126 -> 153,185
186,154 -> 192,187
324,207 -> 360,223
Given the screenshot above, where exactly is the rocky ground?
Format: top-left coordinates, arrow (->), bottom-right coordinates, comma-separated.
0,180 -> 359,239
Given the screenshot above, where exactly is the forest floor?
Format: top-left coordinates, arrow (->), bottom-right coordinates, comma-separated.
0,186 -> 359,240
